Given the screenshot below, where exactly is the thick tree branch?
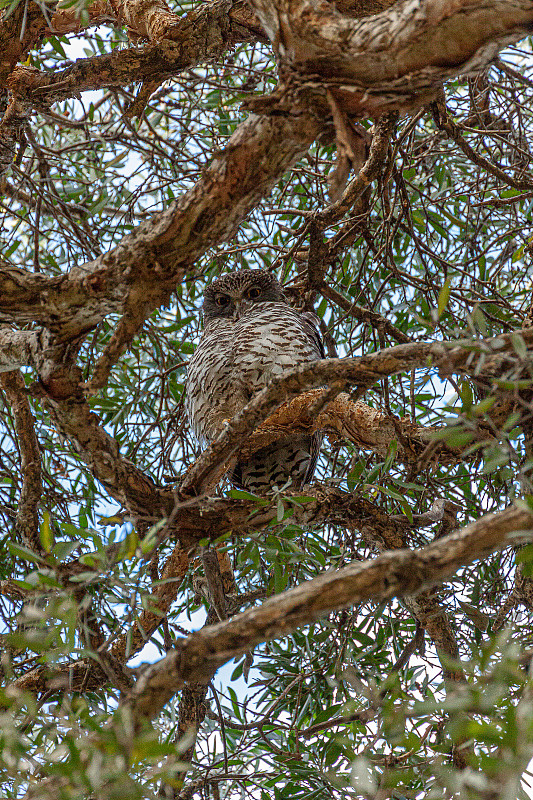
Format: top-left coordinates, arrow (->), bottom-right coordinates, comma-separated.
13,490 -> 407,695
126,502 -> 533,724
15,476 -> 527,699
248,0 -> 533,115
8,0 -> 264,108
0,370 -> 43,552
0,110 -> 321,341
180,328 -> 533,496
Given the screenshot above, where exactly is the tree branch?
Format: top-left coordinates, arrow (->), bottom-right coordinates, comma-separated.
8,0 -> 264,107
126,501 -> 533,724
0,110 -> 321,341
0,370 -> 43,552
179,328 -> 533,496
431,93 -> 533,191
248,0 -> 533,115
10,491 -> 409,695
320,283 -> 410,344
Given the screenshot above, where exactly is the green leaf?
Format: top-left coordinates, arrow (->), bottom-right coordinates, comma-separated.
117,531 -> 139,561
510,332 -> 527,360
8,542 -> 47,566
227,488 -> 263,502
458,601 -> 490,632
459,379 -> 473,411
39,511 -> 54,553
437,278 -> 451,318
140,519 -> 167,554
52,541 -> 79,561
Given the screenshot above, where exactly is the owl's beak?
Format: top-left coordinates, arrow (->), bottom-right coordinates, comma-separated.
232,301 -> 242,320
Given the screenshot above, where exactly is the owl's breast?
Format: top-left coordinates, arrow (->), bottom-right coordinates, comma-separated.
185,305 -> 321,442
230,306 -> 320,388
185,319 -> 243,441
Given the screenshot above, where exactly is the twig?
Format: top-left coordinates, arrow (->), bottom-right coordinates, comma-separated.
431,94 -> 533,193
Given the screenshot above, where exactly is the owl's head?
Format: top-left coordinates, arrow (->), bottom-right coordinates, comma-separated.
202,270 -> 285,322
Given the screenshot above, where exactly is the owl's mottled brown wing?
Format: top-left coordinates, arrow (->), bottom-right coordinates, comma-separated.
293,310 -> 325,485
300,311 -> 326,359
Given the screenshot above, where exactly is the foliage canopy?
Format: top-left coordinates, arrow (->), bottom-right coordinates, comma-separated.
1,0 -> 533,798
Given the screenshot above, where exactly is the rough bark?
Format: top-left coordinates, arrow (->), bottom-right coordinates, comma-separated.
12,491 -> 407,695
125,502 -> 533,724
0,110 -> 321,343
2,3 -> 531,359
0,370 -> 43,553
179,328 -> 533,496
248,0 -> 533,115
0,327 -> 43,373
7,0 -> 264,107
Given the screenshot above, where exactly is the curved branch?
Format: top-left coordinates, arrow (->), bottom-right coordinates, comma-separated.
248,0 -> 533,115
431,93 -> 533,191
12,490 -> 408,695
180,328 -> 533,496
0,109 -> 321,340
127,501 -> 533,723
8,0 -> 264,107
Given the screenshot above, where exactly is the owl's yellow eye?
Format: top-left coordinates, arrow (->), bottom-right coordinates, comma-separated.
248,287 -> 261,299
216,295 -> 230,306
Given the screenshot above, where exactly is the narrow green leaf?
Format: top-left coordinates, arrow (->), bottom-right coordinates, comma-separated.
437,278 -> 451,318
40,511 -> 54,553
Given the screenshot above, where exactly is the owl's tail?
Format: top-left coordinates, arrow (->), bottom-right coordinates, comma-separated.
229,433 -> 322,493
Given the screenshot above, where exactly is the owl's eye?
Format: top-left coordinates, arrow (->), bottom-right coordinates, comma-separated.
248,287 -> 261,300
215,295 -> 230,307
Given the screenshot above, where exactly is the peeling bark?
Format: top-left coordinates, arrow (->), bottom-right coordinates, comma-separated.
125,502 -> 533,724
0,111 -> 321,341
248,0 -> 533,115
8,0 -> 263,107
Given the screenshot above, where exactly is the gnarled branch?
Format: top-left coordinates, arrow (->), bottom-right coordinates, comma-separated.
126,501 -> 533,724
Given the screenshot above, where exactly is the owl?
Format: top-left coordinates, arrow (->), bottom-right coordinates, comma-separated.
186,270 -> 325,493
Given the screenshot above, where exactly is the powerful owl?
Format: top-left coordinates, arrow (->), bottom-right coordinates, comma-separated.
186,270 -> 324,492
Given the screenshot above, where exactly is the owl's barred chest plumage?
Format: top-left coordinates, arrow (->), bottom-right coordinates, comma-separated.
187,303 -> 321,441
185,271 -> 324,492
